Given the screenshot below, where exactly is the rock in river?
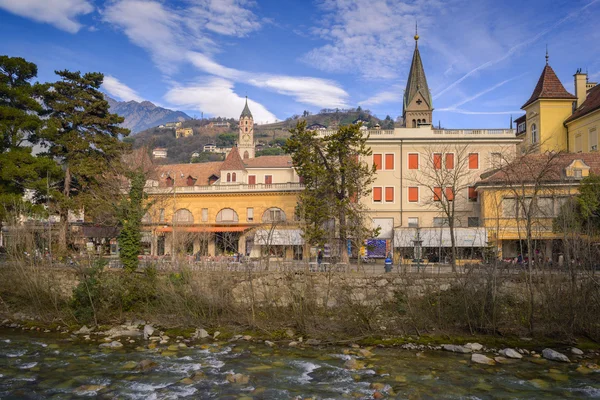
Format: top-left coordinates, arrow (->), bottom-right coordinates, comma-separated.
542,348 -> 570,363
137,359 -> 158,371
471,354 -> 495,365
442,344 -> 471,354
143,325 -> 154,340
99,341 -> 123,349
226,373 -> 250,384
499,348 -> 523,359
571,347 -> 584,355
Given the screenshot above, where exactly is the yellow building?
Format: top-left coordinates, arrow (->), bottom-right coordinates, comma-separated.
144,102 -> 304,259
175,127 -> 194,138
517,54 -> 598,154
475,153 -> 600,259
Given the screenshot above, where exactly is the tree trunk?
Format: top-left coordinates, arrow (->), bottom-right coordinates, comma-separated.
58,167 -> 71,254
449,220 -> 457,273
338,209 -> 349,264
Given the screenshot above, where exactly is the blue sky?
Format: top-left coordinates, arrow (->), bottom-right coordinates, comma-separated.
1,0 -> 599,128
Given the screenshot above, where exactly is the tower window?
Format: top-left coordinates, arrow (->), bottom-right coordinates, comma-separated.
531,123 -> 538,144
245,127 -> 248,132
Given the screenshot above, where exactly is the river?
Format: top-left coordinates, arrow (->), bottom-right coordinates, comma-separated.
0,329 -> 598,399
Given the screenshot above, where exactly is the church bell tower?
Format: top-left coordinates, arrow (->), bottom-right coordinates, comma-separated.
402,24 -> 433,128
238,96 -> 255,159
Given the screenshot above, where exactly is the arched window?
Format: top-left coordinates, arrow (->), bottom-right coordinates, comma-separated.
173,209 -> 194,224
262,207 -> 286,223
422,118 -> 426,124
412,119 -> 416,128
245,127 -> 248,132
531,123 -> 538,143
227,173 -> 231,182
166,177 -> 174,187
245,120 -> 248,125
216,208 -> 239,223
232,172 -> 236,182
243,151 -> 249,159
417,119 -> 421,125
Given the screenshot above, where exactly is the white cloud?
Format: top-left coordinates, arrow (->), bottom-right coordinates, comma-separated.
103,0 -> 349,109
303,0 -> 444,79
186,51 -> 350,108
102,75 -> 144,102
358,85 -> 403,106
0,0 -> 93,33
442,76 -> 523,111
433,0 -> 600,100
165,78 -> 278,124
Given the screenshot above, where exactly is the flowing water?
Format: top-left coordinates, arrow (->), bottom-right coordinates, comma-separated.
0,329 -> 599,399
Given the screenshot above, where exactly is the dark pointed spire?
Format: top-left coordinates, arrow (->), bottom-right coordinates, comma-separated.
545,44 -> 549,65
241,96 -> 253,118
403,29 -> 432,112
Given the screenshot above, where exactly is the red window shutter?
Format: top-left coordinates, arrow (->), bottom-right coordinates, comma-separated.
265,175 -> 272,184
373,187 -> 382,202
445,153 -> 454,169
445,187 -> 454,201
373,154 -> 382,170
408,187 -> 419,202
469,153 -> 479,169
385,154 -> 394,170
433,153 -> 442,170
248,175 -> 256,185
385,187 -> 394,202
468,186 -> 478,201
433,187 -> 442,201
408,154 -> 419,169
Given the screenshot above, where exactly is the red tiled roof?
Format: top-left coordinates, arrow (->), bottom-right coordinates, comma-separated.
565,84 -> 600,124
221,147 -> 246,171
476,153 -> 600,186
154,162 -> 223,187
244,155 -> 293,168
522,65 -> 576,109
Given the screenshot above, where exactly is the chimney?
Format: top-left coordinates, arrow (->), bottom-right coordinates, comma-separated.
574,69 -> 587,108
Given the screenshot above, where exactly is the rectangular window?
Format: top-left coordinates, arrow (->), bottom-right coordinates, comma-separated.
433,187 -> 442,201
433,217 -> 449,227
445,153 -> 454,169
502,198 -> 516,217
575,134 -> 583,153
201,208 -> 208,222
468,153 -> 479,169
373,187 -> 382,202
468,186 -> 478,202
408,153 -> 419,170
159,208 -> 165,223
265,175 -> 273,185
247,207 -> 254,222
536,197 -> 554,217
445,187 -> 454,201
408,217 -> 419,227
433,153 -> 442,170
468,217 -> 480,227
248,175 -> 256,185
385,154 -> 394,170
385,187 -> 394,202
373,154 -> 382,170
490,152 -> 502,168
408,187 -> 419,202
589,127 -> 598,151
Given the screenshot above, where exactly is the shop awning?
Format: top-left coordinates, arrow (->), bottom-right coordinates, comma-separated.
155,226 -> 249,233
254,229 -> 304,245
394,228 -> 487,248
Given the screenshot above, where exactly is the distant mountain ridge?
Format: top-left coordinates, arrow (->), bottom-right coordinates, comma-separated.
105,95 -> 191,134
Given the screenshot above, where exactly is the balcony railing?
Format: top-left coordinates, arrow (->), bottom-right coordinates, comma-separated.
145,182 -> 305,194
316,128 -> 515,138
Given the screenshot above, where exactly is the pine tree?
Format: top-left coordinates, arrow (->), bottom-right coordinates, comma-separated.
285,121 -> 377,263
41,70 -> 129,252
0,56 -> 59,230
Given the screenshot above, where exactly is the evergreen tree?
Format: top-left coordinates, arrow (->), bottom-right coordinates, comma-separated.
0,56 -> 58,230
41,70 -> 129,252
285,121 -> 377,263
118,170 -> 148,273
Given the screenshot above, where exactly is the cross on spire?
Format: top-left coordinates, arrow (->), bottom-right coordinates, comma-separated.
545,44 -> 549,65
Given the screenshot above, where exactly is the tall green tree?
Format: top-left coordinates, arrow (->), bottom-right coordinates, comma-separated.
41,70 -> 129,252
554,174 -> 600,234
0,56 -> 58,230
118,169 -> 149,273
285,121 -> 377,263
